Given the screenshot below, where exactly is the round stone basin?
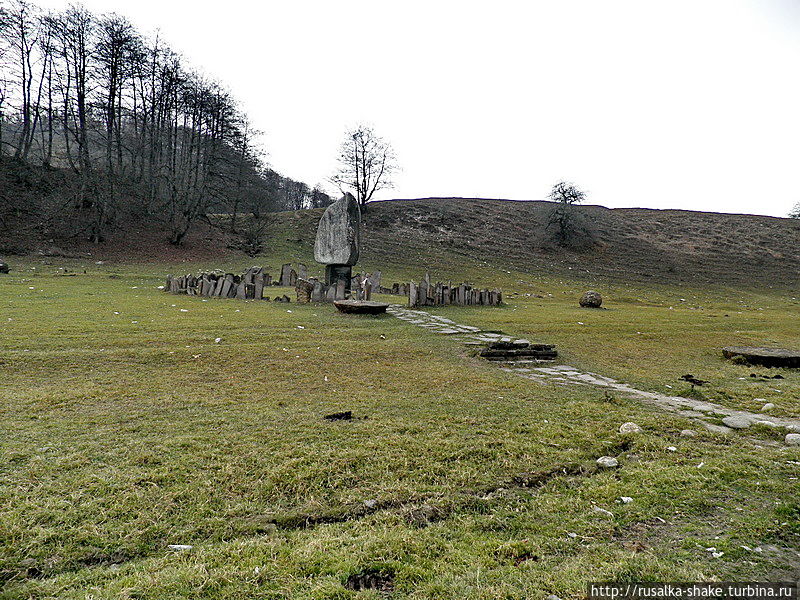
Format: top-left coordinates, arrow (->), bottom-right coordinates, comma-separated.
722,346 -> 800,368
334,300 -> 390,315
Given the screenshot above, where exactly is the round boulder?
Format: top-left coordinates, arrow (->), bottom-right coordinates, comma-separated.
579,290 -> 602,308
0,261 -> 9,274
785,433 -> 800,446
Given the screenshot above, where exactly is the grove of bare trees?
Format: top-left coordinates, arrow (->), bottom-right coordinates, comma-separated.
0,0 -> 331,245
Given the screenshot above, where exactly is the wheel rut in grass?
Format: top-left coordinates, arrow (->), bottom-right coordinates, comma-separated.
387,305 -> 800,440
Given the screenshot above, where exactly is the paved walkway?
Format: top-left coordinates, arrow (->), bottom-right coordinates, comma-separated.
387,305 -> 800,438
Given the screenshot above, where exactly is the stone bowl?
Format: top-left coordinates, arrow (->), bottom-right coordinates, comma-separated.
722,346 -> 800,368
334,300 -> 390,315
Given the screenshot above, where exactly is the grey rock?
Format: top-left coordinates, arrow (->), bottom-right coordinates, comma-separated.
619,422 -> 643,434
704,423 -> 733,434
314,192 -> 361,265
0,261 -> 9,274
592,506 -> 614,517
596,456 -> 619,468
579,290 -> 602,308
722,346 -> 800,368
722,415 -> 751,429
761,402 -> 775,411
311,278 -> 325,302
786,433 -> 800,446
680,429 -> 697,437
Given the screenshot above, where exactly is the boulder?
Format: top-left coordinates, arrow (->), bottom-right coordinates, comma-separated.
314,192 -> 361,265
579,290 -> 602,308
0,262 -> 8,274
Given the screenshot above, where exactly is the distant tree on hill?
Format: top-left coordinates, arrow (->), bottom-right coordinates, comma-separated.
331,124 -> 396,207
790,202 -> 800,219
546,180 -> 590,247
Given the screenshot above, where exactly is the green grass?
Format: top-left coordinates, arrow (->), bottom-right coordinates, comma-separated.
1,255 -> 799,599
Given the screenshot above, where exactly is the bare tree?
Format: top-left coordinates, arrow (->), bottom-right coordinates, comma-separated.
546,180 -> 589,247
331,124 -> 396,207
0,0 -> 330,243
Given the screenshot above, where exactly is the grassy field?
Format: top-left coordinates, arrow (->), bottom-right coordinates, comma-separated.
1,251 -> 799,599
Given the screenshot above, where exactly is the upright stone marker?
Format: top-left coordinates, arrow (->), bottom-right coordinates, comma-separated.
314,192 -> 361,297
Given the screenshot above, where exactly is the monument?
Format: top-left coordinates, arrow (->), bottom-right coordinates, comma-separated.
314,192 -> 361,298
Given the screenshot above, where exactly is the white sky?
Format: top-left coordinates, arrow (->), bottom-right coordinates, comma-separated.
34,0 -> 800,216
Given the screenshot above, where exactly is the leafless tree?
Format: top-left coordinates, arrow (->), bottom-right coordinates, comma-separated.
331,124 -> 396,207
0,0 -> 328,243
546,180 -> 589,247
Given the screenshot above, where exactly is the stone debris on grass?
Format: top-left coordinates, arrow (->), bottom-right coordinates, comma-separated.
596,456 -> 619,468
619,422 -> 642,434
761,402 -> 775,411
167,544 -> 193,551
592,506 -> 614,517
619,496 -> 633,504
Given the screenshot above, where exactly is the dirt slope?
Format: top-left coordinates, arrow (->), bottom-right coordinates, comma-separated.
282,198 -> 800,287
5,197 -> 799,287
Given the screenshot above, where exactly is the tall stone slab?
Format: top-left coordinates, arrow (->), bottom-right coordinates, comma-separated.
295,279 -> 314,303
314,193 -> 361,299
280,264 -> 297,287
311,278 -> 325,302
314,192 -> 360,266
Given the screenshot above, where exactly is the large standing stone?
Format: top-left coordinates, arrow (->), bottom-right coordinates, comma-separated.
314,193 -> 360,265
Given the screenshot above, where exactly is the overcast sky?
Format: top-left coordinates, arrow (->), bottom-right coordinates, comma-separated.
34,0 -> 800,216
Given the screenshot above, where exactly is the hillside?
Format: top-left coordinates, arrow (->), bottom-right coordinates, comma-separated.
162,198 -> 800,287
348,198 -> 800,286
3,197 -> 798,287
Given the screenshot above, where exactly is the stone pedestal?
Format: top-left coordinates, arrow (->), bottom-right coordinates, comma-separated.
325,264 -> 352,297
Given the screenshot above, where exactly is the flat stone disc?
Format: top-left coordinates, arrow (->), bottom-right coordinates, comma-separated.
722,346 -> 800,368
